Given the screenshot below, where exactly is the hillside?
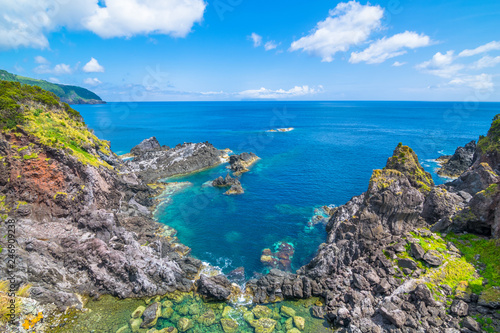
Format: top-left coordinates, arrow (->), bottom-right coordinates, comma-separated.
0,69 -> 104,105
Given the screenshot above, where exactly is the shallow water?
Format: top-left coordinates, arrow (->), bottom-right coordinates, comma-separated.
76,101 -> 500,277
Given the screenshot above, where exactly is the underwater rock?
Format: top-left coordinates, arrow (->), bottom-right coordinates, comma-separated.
177,317 -> 193,332
157,327 -> 178,333
196,274 -> 232,301
293,316 -> 306,331
260,242 -> 295,271
249,317 -> 277,333
252,305 -> 273,319
129,318 -> 143,333
280,305 -> 296,318
131,305 -> 146,319
161,307 -> 174,319
197,308 -> 216,326
141,302 -> 161,328
220,318 -> 239,333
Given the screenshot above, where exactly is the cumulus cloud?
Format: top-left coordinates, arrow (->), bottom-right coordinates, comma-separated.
0,0 -> 206,49
290,1 -> 384,62
471,55 -> 500,69
350,31 -> 431,64
83,77 -> 102,86
249,33 -> 262,47
34,56 -> 49,64
449,74 -> 494,90
34,63 -> 73,75
238,85 -> 323,99
416,51 -> 464,78
458,41 -> 500,57
264,41 -> 278,51
392,61 -> 406,67
83,58 -> 105,73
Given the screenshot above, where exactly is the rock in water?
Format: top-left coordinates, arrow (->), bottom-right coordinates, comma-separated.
196,274 -> 232,301
224,184 -> 244,195
229,152 -> 259,175
141,302 -> 161,328
437,140 -> 476,177
212,173 -> 241,187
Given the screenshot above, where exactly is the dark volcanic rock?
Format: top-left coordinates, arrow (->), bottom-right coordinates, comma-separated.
196,274 -> 232,301
141,302 -> 161,328
229,152 -> 259,175
437,140 -> 476,177
212,173 -> 241,187
130,136 -> 162,155
410,242 -> 425,260
126,141 -> 225,183
450,299 -> 469,316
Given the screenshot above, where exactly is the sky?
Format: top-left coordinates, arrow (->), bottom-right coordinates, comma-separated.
0,0 -> 499,102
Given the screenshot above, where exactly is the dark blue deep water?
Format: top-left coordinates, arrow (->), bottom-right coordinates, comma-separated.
75,101 -> 500,278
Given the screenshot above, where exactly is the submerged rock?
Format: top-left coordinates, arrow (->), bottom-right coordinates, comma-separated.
249,317 -> 277,333
141,302 -> 161,328
225,184 -> 244,195
220,318 -> 239,333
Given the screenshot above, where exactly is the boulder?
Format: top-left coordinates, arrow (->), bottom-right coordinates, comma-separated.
380,305 -> 406,328
462,316 -> 481,332
398,258 -> 418,270
293,316 -> 306,331
141,302 -> 161,328
410,243 -> 425,260
196,274 -> 232,301
220,318 -> 239,333
177,318 -> 193,332
450,299 -> 468,316
280,305 -> 296,318
423,250 -> 443,266
249,318 -> 277,333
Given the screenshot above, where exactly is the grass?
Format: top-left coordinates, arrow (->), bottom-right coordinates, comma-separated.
478,114 -> 500,154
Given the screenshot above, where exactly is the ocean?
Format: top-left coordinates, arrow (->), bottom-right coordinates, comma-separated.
75,101 -> 500,279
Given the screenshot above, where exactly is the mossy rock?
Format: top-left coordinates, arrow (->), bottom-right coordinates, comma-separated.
188,303 -> 201,316
177,317 -> 193,332
293,316 -> 305,331
250,318 -> 277,333
157,327 -> 178,333
252,305 -> 273,319
280,305 -> 296,318
131,306 -> 146,319
129,318 -> 142,333
222,305 -> 236,318
197,308 -> 216,326
161,307 -> 174,319
177,304 -> 189,316
284,317 -> 294,331
243,311 -> 255,324
220,318 -> 239,333
287,329 -> 301,333
162,300 -> 173,308
116,325 -> 130,333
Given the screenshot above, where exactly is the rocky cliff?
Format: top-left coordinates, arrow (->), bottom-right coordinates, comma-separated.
0,82 -> 209,322
247,118 -> 500,332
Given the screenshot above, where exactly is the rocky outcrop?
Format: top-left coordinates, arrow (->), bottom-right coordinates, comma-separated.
125,141 -> 226,183
229,152 -> 259,175
212,173 -> 244,195
196,275 -> 232,301
437,140 -> 477,177
130,136 -> 163,155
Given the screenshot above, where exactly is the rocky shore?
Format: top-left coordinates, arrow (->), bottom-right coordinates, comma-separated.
437,140 -> 477,178
0,82 -> 499,333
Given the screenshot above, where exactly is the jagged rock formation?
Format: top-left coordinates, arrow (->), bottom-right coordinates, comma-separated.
125,140 -> 226,183
0,84 -> 205,313
212,173 -> 244,195
437,140 -> 477,177
248,129 -> 500,332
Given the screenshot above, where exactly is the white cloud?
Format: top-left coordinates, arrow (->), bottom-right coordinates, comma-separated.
34,63 -> 73,75
458,41 -> 500,57
83,58 -> 105,73
290,1 -> 384,62
83,77 -> 102,86
416,51 -> 464,78
34,56 -> 49,64
350,31 -> 431,64
239,85 -> 323,99
249,33 -> 262,47
0,0 -> 206,49
48,77 -> 60,83
392,61 -> 406,67
471,55 -> 500,69
264,41 -> 278,51
449,74 -> 494,90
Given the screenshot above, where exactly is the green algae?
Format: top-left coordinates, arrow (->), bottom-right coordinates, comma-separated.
50,293 -> 333,333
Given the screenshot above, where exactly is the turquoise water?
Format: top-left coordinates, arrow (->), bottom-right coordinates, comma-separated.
75,101 -> 500,278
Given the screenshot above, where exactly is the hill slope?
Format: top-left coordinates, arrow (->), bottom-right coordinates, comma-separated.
0,69 -> 105,105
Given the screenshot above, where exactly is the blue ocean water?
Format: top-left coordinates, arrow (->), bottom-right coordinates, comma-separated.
75,101 -> 500,278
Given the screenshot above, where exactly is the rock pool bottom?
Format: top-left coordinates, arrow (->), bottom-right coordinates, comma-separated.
49,293 -> 333,333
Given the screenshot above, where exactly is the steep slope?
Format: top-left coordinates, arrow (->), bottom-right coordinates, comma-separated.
0,69 -> 104,105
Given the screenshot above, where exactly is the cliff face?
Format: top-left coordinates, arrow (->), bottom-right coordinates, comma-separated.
248,117 -> 500,332
0,82 -> 203,311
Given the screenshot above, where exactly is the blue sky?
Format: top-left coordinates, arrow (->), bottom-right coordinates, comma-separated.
0,0 -> 499,101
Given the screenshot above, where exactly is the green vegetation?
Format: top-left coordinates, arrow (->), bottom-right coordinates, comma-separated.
478,114 -> 500,154
1,81 -> 112,168
386,144 -> 434,193
369,169 -> 403,190
473,314 -> 496,333
0,69 -> 103,105
444,233 -> 500,293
